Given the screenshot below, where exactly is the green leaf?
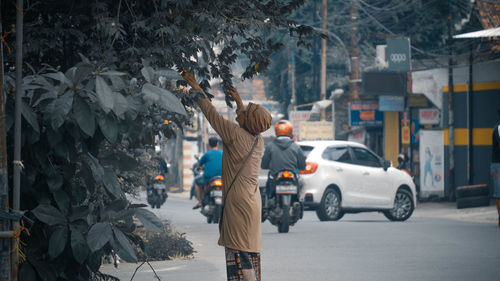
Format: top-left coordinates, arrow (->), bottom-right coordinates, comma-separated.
101,70 -> 126,76
87,222 -> 112,252
53,190 -> 70,216
73,63 -> 93,86
19,262 -> 37,281
112,93 -> 128,119
53,141 -> 70,162
135,208 -> 164,233
50,90 -> 74,130
111,227 -> 137,263
158,69 -> 183,80
43,72 -> 72,86
103,168 -> 124,199
97,113 -> 118,143
32,204 -> 66,225
21,101 -> 40,133
82,153 -> 104,182
70,206 -> 89,222
71,183 -> 87,205
96,76 -> 114,113
73,95 -> 95,137
71,229 -> 89,264
141,66 -> 155,83
87,250 -> 103,272
28,258 -> 57,281
142,83 -> 187,116
48,227 -> 68,259
47,173 -> 63,192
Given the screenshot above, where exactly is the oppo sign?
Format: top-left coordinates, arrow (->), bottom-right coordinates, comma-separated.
389,53 -> 407,64
387,38 -> 411,72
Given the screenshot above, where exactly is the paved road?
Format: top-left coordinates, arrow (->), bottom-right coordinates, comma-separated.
102,195 -> 500,281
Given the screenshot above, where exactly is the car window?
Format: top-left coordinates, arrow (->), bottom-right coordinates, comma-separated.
321,146 -> 352,163
351,147 -> 381,168
299,145 -> 315,157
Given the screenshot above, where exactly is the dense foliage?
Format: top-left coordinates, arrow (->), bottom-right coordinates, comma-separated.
3,0 -> 312,101
1,0 -> 312,280
4,59 -> 190,280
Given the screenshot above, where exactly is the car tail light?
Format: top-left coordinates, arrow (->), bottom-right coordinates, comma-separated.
213,179 -> 223,187
299,162 -> 318,174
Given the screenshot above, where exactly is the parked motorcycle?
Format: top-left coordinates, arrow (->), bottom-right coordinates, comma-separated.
200,176 -> 223,224
264,170 -> 303,233
147,175 -> 168,208
190,156 -> 202,200
397,153 -> 412,177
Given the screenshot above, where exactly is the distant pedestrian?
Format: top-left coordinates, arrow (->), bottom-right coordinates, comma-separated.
182,71 -> 272,281
492,110 -> 500,227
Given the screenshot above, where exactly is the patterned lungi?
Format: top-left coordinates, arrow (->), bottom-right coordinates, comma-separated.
225,247 -> 261,281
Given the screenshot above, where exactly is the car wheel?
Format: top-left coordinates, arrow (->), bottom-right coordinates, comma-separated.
316,188 -> 343,221
383,189 -> 414,221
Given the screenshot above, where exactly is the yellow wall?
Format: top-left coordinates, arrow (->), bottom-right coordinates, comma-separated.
443,128 -> 493,146
384,112 -> 399,164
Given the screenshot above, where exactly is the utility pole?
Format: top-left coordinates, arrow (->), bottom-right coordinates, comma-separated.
447,0 -> 455,200
320,0 -> 327,120
312,0 -> 320,103
12,0 -> 24,279
349,0 -> 360,101
0,0 -> 12,279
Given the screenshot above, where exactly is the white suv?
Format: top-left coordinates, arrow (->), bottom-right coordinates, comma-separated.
298,140 -> 416,221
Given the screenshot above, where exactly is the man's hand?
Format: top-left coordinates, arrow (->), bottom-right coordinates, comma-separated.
181,70 -> 202,91
226,88 -> 244,110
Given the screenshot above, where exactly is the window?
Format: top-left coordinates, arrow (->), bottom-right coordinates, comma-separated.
322,147 -> 352,163
351,147 -> 381,167
299,145 -> 315,157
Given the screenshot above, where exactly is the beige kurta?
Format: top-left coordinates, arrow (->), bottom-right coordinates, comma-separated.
198,98 -> 263,253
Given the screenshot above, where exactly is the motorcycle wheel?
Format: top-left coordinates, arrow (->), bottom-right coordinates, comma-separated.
213,205 -> 221,224
278,204 -> 290,233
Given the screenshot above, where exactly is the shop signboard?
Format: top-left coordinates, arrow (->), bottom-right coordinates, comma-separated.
349,102 -> 383,127
419,108 -> 440,125
411,119 -> 420,144
419,130 -> 445,198
379,95 -> 405,112
401,119 -> 410,145
299,121 -> 334,140
289,110 -> 311,141
387,37 -> 411,71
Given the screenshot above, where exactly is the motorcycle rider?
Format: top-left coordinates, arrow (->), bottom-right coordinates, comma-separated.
261,120 -> 306,205
193,137 -> 222,209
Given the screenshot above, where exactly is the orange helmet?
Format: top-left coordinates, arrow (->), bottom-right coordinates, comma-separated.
275,120 -> 293,137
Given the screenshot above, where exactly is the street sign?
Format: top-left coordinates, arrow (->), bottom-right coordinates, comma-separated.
387,37 -> 411,71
